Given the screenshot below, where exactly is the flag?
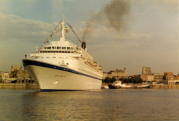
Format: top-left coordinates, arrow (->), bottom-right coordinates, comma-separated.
66,29 -> 69,33
51,33 -> 53,38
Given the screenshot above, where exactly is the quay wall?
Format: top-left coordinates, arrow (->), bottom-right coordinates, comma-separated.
150,84 -> 179,89
1,83 -> 179,89
0,83 -> 39,89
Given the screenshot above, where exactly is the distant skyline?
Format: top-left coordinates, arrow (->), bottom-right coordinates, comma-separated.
0,0 -> 179,75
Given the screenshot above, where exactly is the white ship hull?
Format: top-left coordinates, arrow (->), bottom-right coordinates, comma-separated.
23,59 -> 102,91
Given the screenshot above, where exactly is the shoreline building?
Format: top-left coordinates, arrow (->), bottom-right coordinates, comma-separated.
103,67 -> 128,80
142,66 -> 151,75
0,64 -> 35,83
154,72 -> 179,84
140,74 -> 154,82
140,66 -> 154,82
153,73 -> 164,82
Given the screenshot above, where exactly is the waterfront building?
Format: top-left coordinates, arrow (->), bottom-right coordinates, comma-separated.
164,72 -> 175,85
103,67 -> 128,80
142,66 -> 151,75
174,75 -> 179,80
0,70 -> 10,83
140,74 -> 154,82
0,71 -> 2,82
156,72 -> 178,85
164,72 -> 173,80
0,64 -> 35,83
153,73 -> 164,82
140,66 -> 153,82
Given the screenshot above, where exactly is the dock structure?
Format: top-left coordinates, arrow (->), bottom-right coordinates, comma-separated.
150,84 -> 179,89
0,83 -> 39,89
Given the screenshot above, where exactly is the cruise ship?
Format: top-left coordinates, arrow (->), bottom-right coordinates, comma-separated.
22,16 -> 103,91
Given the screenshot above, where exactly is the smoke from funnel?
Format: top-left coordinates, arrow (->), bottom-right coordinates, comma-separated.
82,0 -> 131,41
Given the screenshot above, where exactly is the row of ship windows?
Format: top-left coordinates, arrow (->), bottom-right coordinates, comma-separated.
35,57 -> 68,59
40,51 -> 75,53
44,47 -> 73,50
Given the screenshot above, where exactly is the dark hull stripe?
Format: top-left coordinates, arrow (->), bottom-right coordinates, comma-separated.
40,89 -> 86,91
23,59 -> 102,81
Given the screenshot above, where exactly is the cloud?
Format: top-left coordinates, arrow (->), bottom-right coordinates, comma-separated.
132,0 -> 179,12
0,12 -> 58,42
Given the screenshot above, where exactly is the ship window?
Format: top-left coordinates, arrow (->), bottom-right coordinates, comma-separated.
59,51 -> 61,53
46,57 -> 49,58
47,47 -> 51,49
41,57 -> 44,58
71,51 -> 74,53
52,46 -> 56,49
67,47 -> 71,50
62,47 -> 66,49
52,56 -> 56,58
48,51 -> 50,53
57,46 -> 61,49
45,51 -> 47,53
56,51 -> 58,53
68,51 -> 70,53
65,51 -> 67,53
70,47 -> 73,50
51,51 -> 53,53
62,51 -> 64,53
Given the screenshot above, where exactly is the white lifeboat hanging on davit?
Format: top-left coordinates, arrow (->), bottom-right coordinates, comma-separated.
92,61 -> 98,66
97,65 -> 102,70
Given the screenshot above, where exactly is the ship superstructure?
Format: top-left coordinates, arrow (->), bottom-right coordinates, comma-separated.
22,15 -> 103,91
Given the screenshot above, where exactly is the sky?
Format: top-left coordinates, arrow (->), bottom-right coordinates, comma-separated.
0,0 -> 178,75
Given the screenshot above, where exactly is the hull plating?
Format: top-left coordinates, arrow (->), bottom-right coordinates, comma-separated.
23,60 -> 102,90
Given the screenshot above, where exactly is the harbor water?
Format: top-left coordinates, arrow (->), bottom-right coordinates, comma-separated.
0,89 -> 179,121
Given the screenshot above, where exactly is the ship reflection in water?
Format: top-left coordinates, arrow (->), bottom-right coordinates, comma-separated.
0,89 -> 179,120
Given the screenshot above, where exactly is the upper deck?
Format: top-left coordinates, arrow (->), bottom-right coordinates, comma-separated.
29,40 -> 93,60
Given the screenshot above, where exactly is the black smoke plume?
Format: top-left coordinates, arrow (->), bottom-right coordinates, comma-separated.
82,0 -> 131,41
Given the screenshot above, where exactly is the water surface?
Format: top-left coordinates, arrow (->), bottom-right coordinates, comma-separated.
0,89 -> 179,121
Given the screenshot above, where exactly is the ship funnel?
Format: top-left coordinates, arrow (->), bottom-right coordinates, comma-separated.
81,41 -> 86,50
